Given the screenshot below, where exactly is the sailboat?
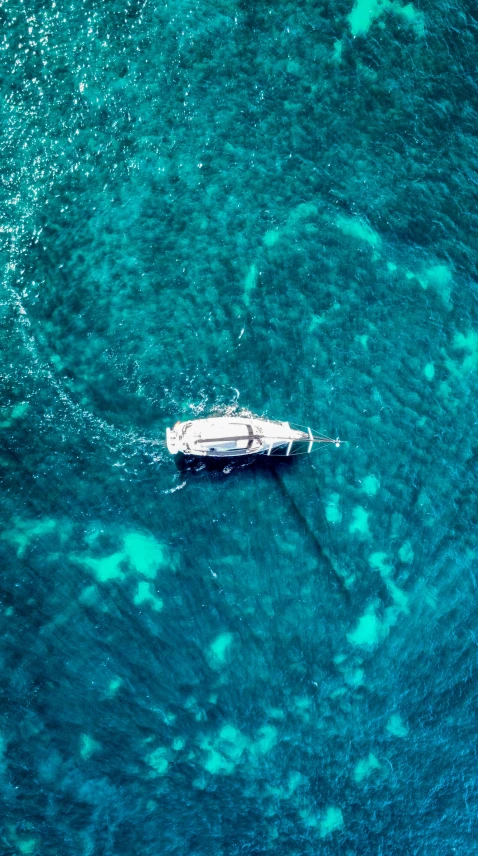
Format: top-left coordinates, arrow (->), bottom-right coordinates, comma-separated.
166,414 -> 341,459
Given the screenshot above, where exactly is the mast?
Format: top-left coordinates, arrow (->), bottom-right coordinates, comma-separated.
197,432 -> 341,450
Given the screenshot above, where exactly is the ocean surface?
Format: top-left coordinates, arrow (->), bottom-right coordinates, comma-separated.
2,0 -> 478,853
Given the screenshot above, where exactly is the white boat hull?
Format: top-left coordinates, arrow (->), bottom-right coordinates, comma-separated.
166,415 -> 309,459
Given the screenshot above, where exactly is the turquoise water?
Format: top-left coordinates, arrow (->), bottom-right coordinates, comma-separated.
2,0 -> 478,852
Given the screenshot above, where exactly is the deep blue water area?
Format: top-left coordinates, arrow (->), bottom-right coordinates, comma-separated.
2,0 -> 478,853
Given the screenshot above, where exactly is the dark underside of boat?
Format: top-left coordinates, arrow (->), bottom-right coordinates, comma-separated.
174,448 -> 297,473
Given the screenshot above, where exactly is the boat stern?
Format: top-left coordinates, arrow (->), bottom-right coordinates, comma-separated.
166,424 -> 182,455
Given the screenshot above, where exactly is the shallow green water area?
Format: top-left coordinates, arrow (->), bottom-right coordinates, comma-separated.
1,0 -> 478,853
